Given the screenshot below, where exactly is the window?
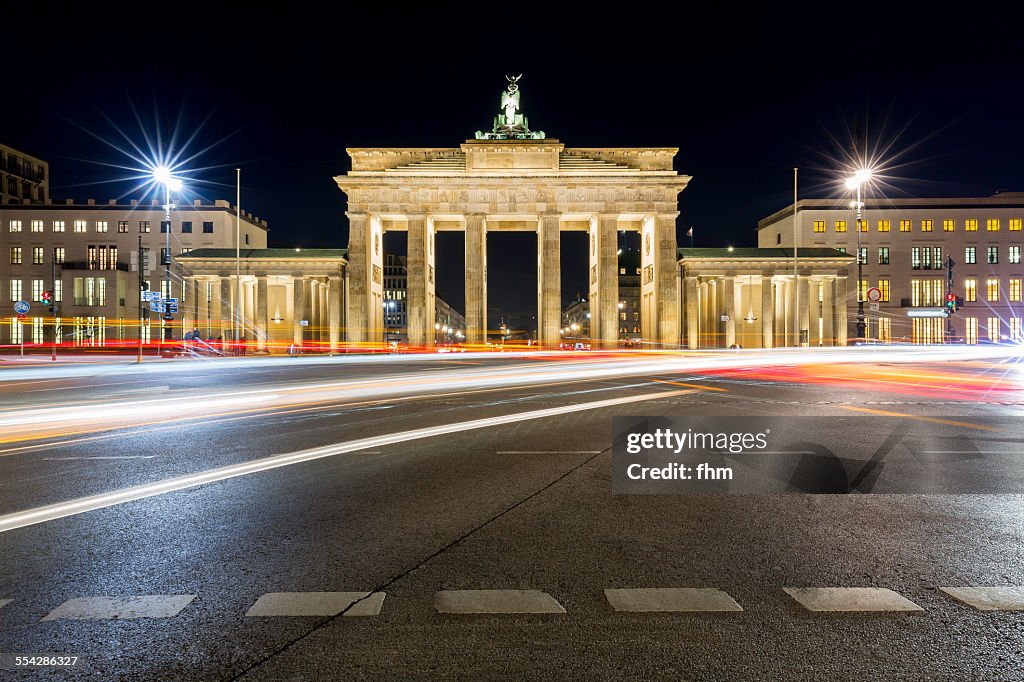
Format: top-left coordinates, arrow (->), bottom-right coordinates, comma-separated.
878,279 -> 890,302
943,219 -> 955,232
965,317 -> 978,344
899,219 -> 911,232
139,221 -> 150,233
97,278 -> 106,306
32,247 -> 43,265
813,220 -> 825,233
118,221 -> 128,233
857,247 -> 867,264
878,318 -> 891,342
987,218 -> 1000,232
931,246 -> 942,269
878,247 -> 889,265
53,279 -> 62,303
921,219 -> 933,232
160,221 -> 170,233
53,220 -> 65,232
109,245 -> 117,269
965,219 -> 978,232
31,220 -> 43,233
9,279 -> 22,302
965,246 -> 976,264
53,247 -> 64,264
922,246 -> 932,270
988,246 -> 999,264
835,220 -> 847,233
988,317 -> 1000,342
1011,246 -> 1021,264
965,278 -> 977,302
31,279 -> 43,302
10,247 -> 23,265
202,221 -> 214,234
9,220 -> 22,232
912,247 -> 921,269
619,267 -> 626,275
74,220 -> 87,233
1011,219 -> 1022,231
911,279 -> 943,306
96,221 -> 108,233
857,280 -> 868,302
1010,318 -> 1022,341
180,248 -> 192,255
1010,279 -> 1022,302
858,219 -> 868,233
88,245 -> 97,270
181,221 -> 192,234
987,278 -> 999,302
835,247 -> 846,253
97,245 -> 108,271
245,234 -> 250,245
878,219 -> 890,232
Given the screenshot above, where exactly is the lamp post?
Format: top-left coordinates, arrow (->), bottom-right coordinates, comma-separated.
845,168 -> 872,343
153,167 -> 183,345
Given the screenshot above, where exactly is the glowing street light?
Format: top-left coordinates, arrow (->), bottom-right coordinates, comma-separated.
846,167 -> 873,342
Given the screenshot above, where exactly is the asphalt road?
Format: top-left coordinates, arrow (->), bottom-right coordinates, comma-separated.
0,348 -> 1022,681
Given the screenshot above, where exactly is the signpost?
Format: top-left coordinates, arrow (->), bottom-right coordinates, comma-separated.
14,301 -> 28,358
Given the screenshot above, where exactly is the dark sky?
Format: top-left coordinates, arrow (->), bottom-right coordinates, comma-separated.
4,5 -> 1022,325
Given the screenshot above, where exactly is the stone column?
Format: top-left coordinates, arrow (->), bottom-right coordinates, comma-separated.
328,275 -> 342,353
684,275 -> 699,349
537,214 -> 561,346
761,276 -> 774,349
723,276 -> 736,347
407,214 -> 436,347
219,278 -> 232,343
198,279 -> 211,339
244,279 -> 256,343
256,276 -> 268,352
807,278 -> 820,346
465,214 -> 487,345
798,276 -> 810,347
834,276 -> 849,346
655,213 -> 681,346
346,212 -> 383,344
181,277 -> 195,335
822,278 -> 834,346
292,277 -> 305,346
589,214 -> 619,347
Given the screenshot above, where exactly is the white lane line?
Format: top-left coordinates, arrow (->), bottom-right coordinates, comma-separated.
434,590 -> 566,614
43,456 -> 158,461
0,598 -> 12,611
783,587 -> 923,612
940,587 -> 1024,611
41,595 -> 195,621
0,388 -> 692,534
496,450 -> 602,454
604,588 -> 743,612
245,592 -> 385,617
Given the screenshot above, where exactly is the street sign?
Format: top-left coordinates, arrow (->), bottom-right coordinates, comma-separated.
866,287 -> 882,303
907,308 -> 949,318
720,314 -> 730,322
299,320 -> 309,327
163,297 -> 178,305
869,302 -> 879,312
149,302 -> 162,312
167,303 -> 178,313
13,300 -> 29,314
16,313 -> 26,320
141,291 -> 160,302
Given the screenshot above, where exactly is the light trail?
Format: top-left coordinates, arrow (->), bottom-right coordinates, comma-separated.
0,387 -> 694,534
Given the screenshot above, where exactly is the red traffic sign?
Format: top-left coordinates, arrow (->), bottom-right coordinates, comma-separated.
866,287 -> 882,303
16,313 -> 26,319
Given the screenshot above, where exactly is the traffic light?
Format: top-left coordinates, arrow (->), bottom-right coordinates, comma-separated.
40,290 -> 52,305
946,292 -> 957,314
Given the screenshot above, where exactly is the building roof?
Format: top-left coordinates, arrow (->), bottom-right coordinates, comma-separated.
678,247 -> 852,260
177,248 -> 347,260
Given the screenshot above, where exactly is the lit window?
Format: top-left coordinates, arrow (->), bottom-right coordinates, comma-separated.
118,221 -> 128,233
139,221 -> 150,233
987,218 -> 1000,231
877,219 -> 890,232
9,279 -> 22,302
10,247 -> 22,265
1010,219 -> 1022,231
858,219 -> 868,233
1010,318 -> 1022,341
988,246 -> 999,264
858,247 -> 868,264
53,247 -> 64,264
31,279 -> 43,301
53,220 -> 65,232
835,220 -> 847,233
96,221 -> 108,233
912,247 -> 921,269
1010,246 -> 1021,264
965,246 -> 976,264
31,220 -> 43,232
813,220 -> 825,233
965,279 -> 977,302
921,219 -> 933,232
878,279 -> 890,302
74,220 -> 87,233
1010,279 -> 1022,302
988,317 -> 1000,342
32,247 -> 43,265
858,280 -> 868,302
878,246 -> 889,265
943,219 -> 955,232
965,219 -> 978,232
899,219 -> 911,232
619,268 -> 626,275
8,220 -> 22,232
965,317 -> 978,344
987,278 -> 999,302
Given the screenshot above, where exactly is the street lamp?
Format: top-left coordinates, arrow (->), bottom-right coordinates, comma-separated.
845,168 -> 873,342
153,167 -> 183,343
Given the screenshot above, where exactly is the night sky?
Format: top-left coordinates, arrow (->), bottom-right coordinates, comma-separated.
4,5 -> 1022,326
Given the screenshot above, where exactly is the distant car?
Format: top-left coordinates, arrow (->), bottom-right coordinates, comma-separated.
573,342 -> 590,351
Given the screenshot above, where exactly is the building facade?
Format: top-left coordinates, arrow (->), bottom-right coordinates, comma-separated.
560,247 -> 642,343
1,143 -> 48,204
758,194 -> 1024,344
1,199 -> 268,346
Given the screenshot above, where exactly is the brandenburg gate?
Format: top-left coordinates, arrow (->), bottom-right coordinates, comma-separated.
336,76 -> 691,347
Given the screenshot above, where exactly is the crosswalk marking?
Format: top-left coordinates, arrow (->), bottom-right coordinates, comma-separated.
434,590 -> 566,614
41,595 -> 196,621
604,588 -> 743,612
245,592 -> 385,617
940,587 -> 1024,611
784,587 -> 923,612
